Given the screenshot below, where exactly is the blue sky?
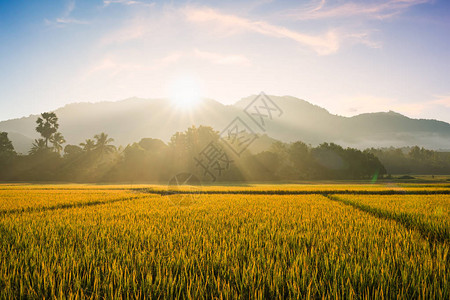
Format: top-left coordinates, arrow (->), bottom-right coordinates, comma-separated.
1,0 -> 449,122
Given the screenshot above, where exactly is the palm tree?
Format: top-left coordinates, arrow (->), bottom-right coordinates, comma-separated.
29,139 -> 47,155
80,139 -> 96,152
94,133 -> 116,157
50,132 -> 66,154
36,112 -> 59,147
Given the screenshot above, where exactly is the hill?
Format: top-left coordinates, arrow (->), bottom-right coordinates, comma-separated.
1,96 -> 449,153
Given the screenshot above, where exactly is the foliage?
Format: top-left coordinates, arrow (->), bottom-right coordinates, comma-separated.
35,112 -> 59,147
79,139 -> 95,152
94,132 -> 116,157
368,146 -> 450,175
2,114 -> 449,182
29,138 -> 48,155
0,132 -> 15,154
50,132 -> 66,154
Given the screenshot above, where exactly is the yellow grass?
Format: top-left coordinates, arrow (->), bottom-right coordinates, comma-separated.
0,184 -> 449,298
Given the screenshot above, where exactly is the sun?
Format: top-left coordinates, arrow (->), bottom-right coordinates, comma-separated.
168,76 -> 203,109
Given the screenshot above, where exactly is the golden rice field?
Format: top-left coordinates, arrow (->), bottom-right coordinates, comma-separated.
0,184 -> 449,299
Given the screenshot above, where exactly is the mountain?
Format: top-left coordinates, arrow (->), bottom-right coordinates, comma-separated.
1,96 -> 449,154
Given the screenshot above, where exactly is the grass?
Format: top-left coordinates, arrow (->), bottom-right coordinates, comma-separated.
0,189 -> 148,214
0,184 -> 449,298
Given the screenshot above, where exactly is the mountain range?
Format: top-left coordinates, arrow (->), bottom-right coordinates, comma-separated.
1,95 -> 449,154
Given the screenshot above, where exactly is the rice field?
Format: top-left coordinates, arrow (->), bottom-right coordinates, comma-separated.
330,194 -> 450,243
0,184 -> 449,298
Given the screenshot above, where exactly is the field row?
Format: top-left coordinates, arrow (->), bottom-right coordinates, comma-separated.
0,189 -> 149,213
330,194 -> 450,243
0,191 -> 449,298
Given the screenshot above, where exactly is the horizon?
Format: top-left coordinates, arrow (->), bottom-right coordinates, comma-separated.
1,0 -> 450,123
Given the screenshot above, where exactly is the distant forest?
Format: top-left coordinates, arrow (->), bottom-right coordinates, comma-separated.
0,112 -> 449,183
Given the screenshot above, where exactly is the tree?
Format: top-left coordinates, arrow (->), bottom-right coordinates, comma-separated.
0,132 -> 15,154
64,144 -> 83,159
0,132 -> 16,180
80,139 -> 96,152
94,133 -> 116,157
288,141 -> 311,178
50,132 -> 66,154
29,139 -> 48,155
36,112 -> 59,148
0,132 -> 16,170
139,138 -> 167,152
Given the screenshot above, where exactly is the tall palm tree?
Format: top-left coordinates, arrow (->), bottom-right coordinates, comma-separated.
79,139 -> 96,152
50,132 -> 66,154
94,133 -> 116,157
36,112 -> 59,147
29,139 -> 47,155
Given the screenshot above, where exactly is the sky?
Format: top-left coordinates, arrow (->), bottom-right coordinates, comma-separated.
0,0 -> 449,123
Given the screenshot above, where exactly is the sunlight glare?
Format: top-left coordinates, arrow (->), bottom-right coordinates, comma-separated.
168,76 -> 203,109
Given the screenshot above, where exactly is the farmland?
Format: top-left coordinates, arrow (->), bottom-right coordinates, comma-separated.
0,183 -> 449,298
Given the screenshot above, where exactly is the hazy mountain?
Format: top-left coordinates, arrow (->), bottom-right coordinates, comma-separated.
1,96 -> 449,154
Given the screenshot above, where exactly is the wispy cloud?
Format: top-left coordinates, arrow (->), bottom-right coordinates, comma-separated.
54,18 -> 89,25
85,55 -> 142,78
45,0 -> 89,27
99,5 -> 379,55
99,18 -> 147,45
184,7 -> 341,55
194,49 -> 251,66
103,0 -> 155,8
286,0 -> 433,20
85,49 -> 249,79
431,94 -> 450,108
104,0 -> 140,6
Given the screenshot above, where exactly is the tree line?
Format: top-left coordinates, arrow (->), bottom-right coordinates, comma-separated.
0,112 -> 448,182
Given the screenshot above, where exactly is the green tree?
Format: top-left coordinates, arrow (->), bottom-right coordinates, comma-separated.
50,132 -> 66,154
29,139 -> 48,155
94,133 -> 116,157
64,144 -> 83,158
288,141 -> 311,179
0,132 -> 15,154
80,139 -> 96,152
36,112 -> 59,148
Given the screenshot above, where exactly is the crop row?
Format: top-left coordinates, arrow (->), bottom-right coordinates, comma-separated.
328,194 -> 450,243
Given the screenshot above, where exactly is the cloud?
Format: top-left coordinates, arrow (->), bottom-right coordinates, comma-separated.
286,0 -> 433,20
99,5 -> 379,56
184,7 -> 341,55
86,50 -> 249,79
103,0 -> 155,8
85,56 -> 143,78
431,95 -> 450,108
66,0 -> 76,16
45,0 -> 89,27
104,0 -> 140,6
55,18 -> 89,25
99,19 -> 147,45
84,51 -> 183,80
194,49 -> 251,66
